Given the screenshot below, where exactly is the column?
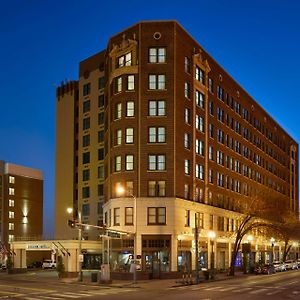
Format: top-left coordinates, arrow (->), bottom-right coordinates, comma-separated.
228,242 -> 232,269
14,249 -> 26,269
171,237 -> 178,272
207,239 -> 211,269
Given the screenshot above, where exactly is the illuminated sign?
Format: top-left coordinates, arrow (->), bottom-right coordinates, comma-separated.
27,244 -> 50,250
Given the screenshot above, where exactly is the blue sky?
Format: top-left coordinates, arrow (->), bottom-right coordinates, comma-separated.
0,0 -> 299,237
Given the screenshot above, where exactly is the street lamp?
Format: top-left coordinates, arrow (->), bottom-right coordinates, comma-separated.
67,207 -> 83,282
208,231 -> 216,273
270,237 -> 275,263
116,186 -> 137,284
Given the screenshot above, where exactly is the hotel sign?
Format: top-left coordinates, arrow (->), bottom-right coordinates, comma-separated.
27,244 -> 50,250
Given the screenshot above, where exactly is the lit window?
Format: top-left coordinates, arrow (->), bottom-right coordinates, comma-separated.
125,128 -> 134,144
149,100 -> 166,116
115,156 -> 121,172
149,48 -> 166,63
9,199 -> 14,207
118,52 -> 132,67
148,155 -> 166,171
114,208 -> 120,226
8,235 -> 14,242
148,207 -> 166,225
185,108 -> 190,124
209,146 -> 214,160
148,181 -> 166,196
184,159 -> 190,175
195,90 -> 204,108
196,139 -> 204,156
9,188 -> 14,195
184,133 -> 190,149
149,74 -> 166,90
127,75 -> 135,90
184,57 -> 190,73
195,66 -> 205,84
195,164 -> 204,180
184,82 -> 190,98
126,101 -> 135,117
125,155 -> 134,171
196,115 -> 204,132
9,211 -> 14,219
9,223 -> 14,230
115,103 -> 122,119
125,207 -> 133,225
116,76 -> 122,93
149,127 -> 166,143
116,129 -> 122,145
9,176 -> 15,184
185,210 -> 190,227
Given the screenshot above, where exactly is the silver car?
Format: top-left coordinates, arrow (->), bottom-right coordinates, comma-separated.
285,260 -> 298,270
273,261 -> 286,272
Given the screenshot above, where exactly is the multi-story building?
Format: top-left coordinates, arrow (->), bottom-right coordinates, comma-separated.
0,160 -> 43,258
55,21 -> 298,275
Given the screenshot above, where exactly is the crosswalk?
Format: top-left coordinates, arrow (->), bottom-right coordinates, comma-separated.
0,287 -> 137,299
168,284 -> 300,296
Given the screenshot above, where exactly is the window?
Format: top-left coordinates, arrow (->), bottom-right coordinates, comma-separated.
149,74 -> 166,90
184,159 -> 190,175
209,123 -> 214,138
82,135 -> 90,147
116,129 -> 122,145
209,215 -> 214,229
98,112 -> 104,125
185,210 -> 190,227
217,107 -> 224,123
8,235 -> 14,242
98,148 -> 104,160
185,108 -> 190,124
209,101 -> 214,115
184,184 -> 190,199
125,207 -> 133,225
116,76 -> 122,93
148,207 -> 166,225
209,146 -> 214,160
217,151 -> 224,165
184,133 -> 190,149
208,78 -> 214,93
125,155 -> 134,171
217,85 -> 224,101
118,52 -> 132,67
126,101 -> 134,117
196,115 -> 204,132
149,48 -> 166,63
82,152 -> 90,164
9,176 -> 15,184
83,83 -> 91,96
209,169 -> 213,183
184,56 -> 190,73
125,181 -> 134,196
235,140 -> 241,154
235,121 -> 241,134
196,164 -> 204,180
148,181 -> 166,197
9,188 -> 15,195
115,103 -> 122,119
148,155 -> 166,170
235,180 -> 241,193
217,129 -> 224,143
149,127 -> 166,143
9,199 -> 14,207
83,100 -> 91,113
127,75 -> 135,90
196,139 -> 204,155
98,130 -> 104,143
184,81 -> 190,98
82,187 -> 90,198
97,202 -> 103,215
125,128 -> 134,144
82,169 -> 90,181
98,184 -> 104,196
149,100 -> 166,116
98,77 -> 105,89
115,156 -> 121,172
195,66 -> 205,84
83,117 -> 90,130
98,95 -> 105,108
235,102 -> 241,115
82,203 -> 90,216
9,223 -> 14,230
217,172 -> 224,187
114,208 -> 120,226
9,211 -> 14,219
195,90 -> 204,108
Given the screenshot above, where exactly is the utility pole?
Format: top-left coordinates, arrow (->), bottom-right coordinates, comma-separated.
195,213 -> 200,284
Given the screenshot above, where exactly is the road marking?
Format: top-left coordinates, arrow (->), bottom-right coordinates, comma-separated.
218,287 -> 236,291
64,292 -> 93,297
51,293 -> 79,298
232,287 -> 252,293
266,290 -> 281,295
37,296 -> 64,300
204,286 -> 223,291
249,288 -> 268,294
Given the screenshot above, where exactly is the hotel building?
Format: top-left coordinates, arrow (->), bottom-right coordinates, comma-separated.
0,161 -> 43,257
55,21 -> 298,275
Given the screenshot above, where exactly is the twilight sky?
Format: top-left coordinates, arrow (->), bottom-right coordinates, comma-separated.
0,0 -> 299,237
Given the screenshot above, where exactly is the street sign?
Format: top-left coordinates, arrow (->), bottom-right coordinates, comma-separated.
79,254 -> 84,262
107,231 -> 121,238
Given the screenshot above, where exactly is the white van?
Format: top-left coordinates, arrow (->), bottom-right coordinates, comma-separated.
42,260 -> 56,269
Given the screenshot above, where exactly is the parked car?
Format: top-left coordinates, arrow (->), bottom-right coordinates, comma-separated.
285,260 -> 298,270
255,264 -> 275,275
42,260 -> 56,269
273,261 -> 286,272
297,259 -> 300,268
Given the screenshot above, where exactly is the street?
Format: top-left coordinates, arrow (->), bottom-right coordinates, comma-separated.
0,270 -> 300,299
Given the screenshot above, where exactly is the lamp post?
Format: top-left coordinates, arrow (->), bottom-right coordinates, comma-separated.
67,207 -> 83,282
116,186 -> 137,284
270,237 -> 275,263
208,231 -> 216,273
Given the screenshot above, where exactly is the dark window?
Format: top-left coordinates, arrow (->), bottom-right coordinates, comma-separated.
98,95 -> 105,108
98,130 -> 104,143
98,184 -> 104,196
98,77 -> 105,89
82,134 -> 90,147
83,117 -> 90,130
83,83 -> 91,96
82,169 -> 90,181
97,202 -> 103,214
98,112 -> 104,125
83,100 -> 90,113
82,152 -> 90,164
98,148 -> 104,160
82,203 -> 90,215
82,187 -> 90,199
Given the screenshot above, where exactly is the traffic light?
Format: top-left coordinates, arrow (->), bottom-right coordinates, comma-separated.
68,219 -> 75,228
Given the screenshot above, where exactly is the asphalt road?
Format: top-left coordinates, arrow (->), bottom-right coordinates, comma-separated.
0,269 -> 300,299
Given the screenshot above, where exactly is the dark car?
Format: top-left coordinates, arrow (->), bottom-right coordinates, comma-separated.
255,264 -> 275,275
